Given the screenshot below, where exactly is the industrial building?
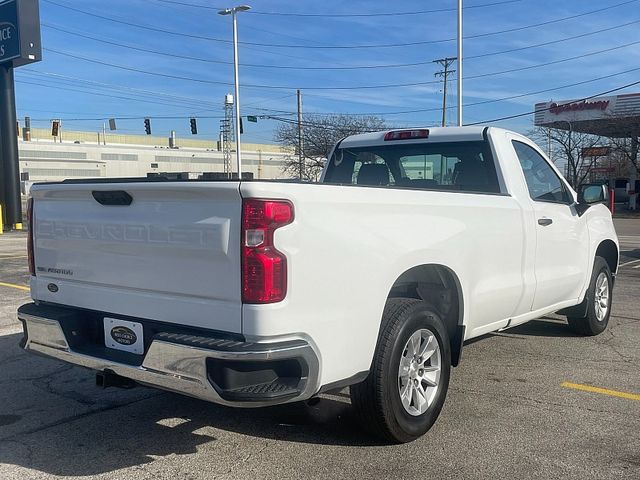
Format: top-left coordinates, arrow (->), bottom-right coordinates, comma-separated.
17,127 -> 292,186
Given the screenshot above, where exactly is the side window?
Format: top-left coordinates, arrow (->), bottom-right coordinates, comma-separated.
512,141 -> 571,203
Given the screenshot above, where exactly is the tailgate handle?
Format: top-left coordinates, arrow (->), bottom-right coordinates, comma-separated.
92,190 -> 133,206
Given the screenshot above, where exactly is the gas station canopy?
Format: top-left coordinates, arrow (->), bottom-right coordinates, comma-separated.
534,93 -> 640,138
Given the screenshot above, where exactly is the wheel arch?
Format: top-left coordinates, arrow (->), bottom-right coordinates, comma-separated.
558,239 -> 619,318
595,239 -> 618,275
386,264 -> 465,367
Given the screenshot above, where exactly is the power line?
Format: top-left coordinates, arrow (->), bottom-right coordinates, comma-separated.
25,113 -> 226,122
43,37 -> 640,91
43,0 -> 639,50
15,78 -> 297,120
41,18 -> 640,71
254,0 -> 524,17
152,0 -> 522,16
454,67 -> 640,112
152,0 -> 222,10
20,111 -> 290,122
19,70 -> 640,127
16,79 -> 221,110
468,79 -> 640,125
21,69 -> 220,108
19,71 -> 302,116
268,77 -> 640,130
468,40 -> 640,80
41,22 -> 319,67
42,0 -> 231,43
42,23 -> 232,66
245,95 -> 297,107
466,0 -> 639,40
44,48 -> 236,87
40,23 -> 347,70
468,18 -> 640,60
276,66 -> 640,117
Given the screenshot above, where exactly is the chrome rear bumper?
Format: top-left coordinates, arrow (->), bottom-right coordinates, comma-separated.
18,303 -> 320,408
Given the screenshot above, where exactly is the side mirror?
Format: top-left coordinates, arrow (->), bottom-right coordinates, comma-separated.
576,184 -> 609,216
578,184 -> 609,204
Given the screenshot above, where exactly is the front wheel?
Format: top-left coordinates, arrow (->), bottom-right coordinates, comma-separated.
567,256 -> 613,336
350,298 -> 451,443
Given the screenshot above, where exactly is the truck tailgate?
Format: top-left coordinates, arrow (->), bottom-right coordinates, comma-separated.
30,181 -> 243,333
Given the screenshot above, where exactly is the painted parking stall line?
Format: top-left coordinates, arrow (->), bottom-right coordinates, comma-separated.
0,281 -> 29,291
561,382 -> 640,401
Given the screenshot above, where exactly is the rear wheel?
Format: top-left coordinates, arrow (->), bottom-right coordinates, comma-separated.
567,256 -> 612,336
350,298 -> 451,443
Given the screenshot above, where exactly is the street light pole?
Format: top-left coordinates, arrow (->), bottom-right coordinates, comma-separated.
457,0 -> 463,126
219,5 -> 251,179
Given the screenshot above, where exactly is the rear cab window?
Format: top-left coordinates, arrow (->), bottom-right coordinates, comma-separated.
323,140 -> 502,194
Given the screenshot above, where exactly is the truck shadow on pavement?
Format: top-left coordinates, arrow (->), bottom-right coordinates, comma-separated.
506,317 -> 583,338
0,332 -> 379,477
464,318 -> 582,347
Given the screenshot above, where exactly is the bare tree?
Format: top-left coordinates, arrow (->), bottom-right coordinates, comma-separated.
606,123 -> 640,175
274,114 -> 386,182
529,126 -> 604,187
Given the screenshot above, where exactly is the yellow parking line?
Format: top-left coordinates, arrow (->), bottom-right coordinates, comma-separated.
0,255 -> 28,260
561,382 -> 640,401
0,281 -> 30,292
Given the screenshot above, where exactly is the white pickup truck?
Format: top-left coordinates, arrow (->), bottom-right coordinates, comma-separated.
19,126 -> 618,443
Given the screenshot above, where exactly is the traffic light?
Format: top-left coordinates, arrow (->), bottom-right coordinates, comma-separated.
239,117 -> 244,134
51,120 -> 60,137
144,118 -> 151,135
190,118 -> 197,135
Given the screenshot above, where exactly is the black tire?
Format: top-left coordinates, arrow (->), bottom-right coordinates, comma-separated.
350,298 -> 451,444
567,256 -> 613,336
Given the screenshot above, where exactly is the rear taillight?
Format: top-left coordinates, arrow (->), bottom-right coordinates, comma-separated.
27,198 -> 35,276
242,199 -> 294,304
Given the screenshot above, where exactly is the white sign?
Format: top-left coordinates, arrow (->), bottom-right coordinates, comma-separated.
535,96 -> 618,125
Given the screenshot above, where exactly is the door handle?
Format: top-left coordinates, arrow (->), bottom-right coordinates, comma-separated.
538,218 -> 553,226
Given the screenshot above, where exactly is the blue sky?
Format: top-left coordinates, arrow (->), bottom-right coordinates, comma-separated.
15,0 -> 640,144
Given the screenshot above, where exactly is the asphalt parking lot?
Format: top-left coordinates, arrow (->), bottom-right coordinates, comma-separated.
0,220 -> 638,480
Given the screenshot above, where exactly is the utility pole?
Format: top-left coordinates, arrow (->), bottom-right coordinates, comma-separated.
221,93 -> 234,178
297,89 -> 304,180
433,57 -> 456,127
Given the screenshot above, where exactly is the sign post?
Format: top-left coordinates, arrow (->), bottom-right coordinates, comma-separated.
0,0 -> 41,231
